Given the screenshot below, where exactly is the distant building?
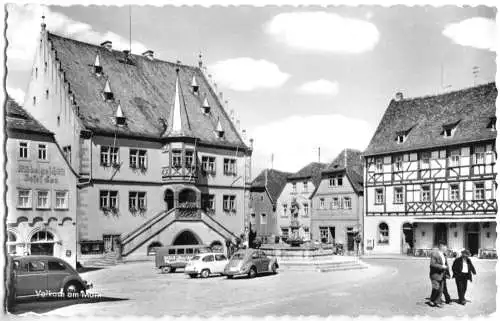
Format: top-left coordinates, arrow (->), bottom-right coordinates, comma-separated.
310,149 -> 364,253
21,23 -> 252,262
363,83 -> 497,257
6,97 -> 78,267
250,169 -> 291,242
276,162 -> 327,241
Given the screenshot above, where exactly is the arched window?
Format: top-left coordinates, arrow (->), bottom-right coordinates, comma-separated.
31,231 -> 54,242
30,231 -> 55,256
147,241 -> 163,256
7,232 -> 17,254
378,223 -> 389,244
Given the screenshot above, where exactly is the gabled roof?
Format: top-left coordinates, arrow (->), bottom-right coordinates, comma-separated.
364,83 -> 497,156
288,162 -> 328,187
321,149 -> 364,193
47,32 -> 247,149
6,97 -> 53,135
251,169 -> 292,203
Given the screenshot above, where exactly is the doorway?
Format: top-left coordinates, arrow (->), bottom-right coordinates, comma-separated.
329,227 -> 336,243
103,234 -> 121,253
465,223 -> 480,256
402,223 -> 414,254
164,189 -> 174,210
434,223 -> 448,246
347,232 -> 355,251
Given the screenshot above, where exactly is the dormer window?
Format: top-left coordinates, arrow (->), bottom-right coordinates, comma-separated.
396,134 -> 406,144
215,119 -> 224,138
487,117 -> 496,130
103,80 -> 114,101
202,97 -> 210,114
191,76 -> 199,94
441,121 -> 459,138
94,54 -> 103,75
115,103 -> 126,126
395,127 -> 412,144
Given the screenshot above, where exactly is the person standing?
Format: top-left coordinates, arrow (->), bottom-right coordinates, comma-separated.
441,251 -> 452,304
452,249 -> 477,305
428,243 -> 449,307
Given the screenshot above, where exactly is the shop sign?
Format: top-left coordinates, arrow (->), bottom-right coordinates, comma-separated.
17,165 -> 66,184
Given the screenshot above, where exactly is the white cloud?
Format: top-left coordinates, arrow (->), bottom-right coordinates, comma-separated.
208,57 -> 290,91
298,79 -> 339,96
442,17 -> 496,51
7,87 -> 26,104
251,114 -> 373,173
266,12 -> 379,54
6,4 -> 149,70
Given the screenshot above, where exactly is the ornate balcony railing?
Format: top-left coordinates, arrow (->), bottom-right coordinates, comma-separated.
406,199 -> 497,215
175,204 -> 201,220
161,166 -> 197,182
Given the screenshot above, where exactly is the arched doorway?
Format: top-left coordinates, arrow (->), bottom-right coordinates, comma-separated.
164,189 -> 174,210
434,223 -> 448,247
173,230 -> 201,245
402,223 -> 414,254
465,223 -> 480,256
178,188 -> 197,205
147,241 -> 163,256
30,231 -> 55,255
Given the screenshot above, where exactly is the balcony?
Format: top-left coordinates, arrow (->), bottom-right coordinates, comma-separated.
161,165 -> 197,183
175,203 -> 201,220
406,199 -> 497,215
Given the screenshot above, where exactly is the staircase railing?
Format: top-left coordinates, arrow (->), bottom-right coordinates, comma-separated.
121,208 -> 173,245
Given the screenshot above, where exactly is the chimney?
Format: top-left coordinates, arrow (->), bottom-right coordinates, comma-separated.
395,92 -> 404,102
191,76 -> 199,94
242,129 -> 247,141
142,50 -> 154,60
202,97 -> 210,113
198,52 -> 203,68
101,41 -> 112,51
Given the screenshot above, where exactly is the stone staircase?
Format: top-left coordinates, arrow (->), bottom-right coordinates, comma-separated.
278,256 -> 368,273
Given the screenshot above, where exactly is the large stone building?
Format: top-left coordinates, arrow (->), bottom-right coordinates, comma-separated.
22,23 -> 252,262
310,149 -> 363,252
276,162 -> 327,241
6,97 -> 78,267
363,83 -> 497,257
249,169 -> 291,242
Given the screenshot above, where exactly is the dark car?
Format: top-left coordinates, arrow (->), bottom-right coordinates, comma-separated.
223,249 -> 279,279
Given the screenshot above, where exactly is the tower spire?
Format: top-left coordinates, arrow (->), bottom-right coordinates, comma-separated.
163,68 -> 192,137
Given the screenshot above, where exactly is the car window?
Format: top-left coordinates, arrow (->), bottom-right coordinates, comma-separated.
231,253 -> 245,260
202,255 -> 214,262
186,248 -> 194,254
168,249 -> 175,255
27,261 -> 46,272
13,260 -> 20,271
191,256 -> 201,261
48,261 -> 67,271
215,254 -> 227,261
177,248 -> 185,255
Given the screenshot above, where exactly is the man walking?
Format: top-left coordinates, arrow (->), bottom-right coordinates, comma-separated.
452,249 -> 477,305
428,243 -> 449,307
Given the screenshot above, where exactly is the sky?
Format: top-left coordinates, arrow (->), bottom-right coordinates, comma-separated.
5,4 -> 497,176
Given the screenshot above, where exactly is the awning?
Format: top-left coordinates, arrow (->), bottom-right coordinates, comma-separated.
412,217 -> 496,223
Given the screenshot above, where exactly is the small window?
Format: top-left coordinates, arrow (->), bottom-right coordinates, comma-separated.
201,156 -> 216,175
375,189 -> 384,204
17,189 -> 32,208
421,185 -> 431,202
393,155 -> 403,172
303,181 -> 308,192
394,187 -> 404,204
223,195 -> 236,212
38,144 -> 47,160
202,255 -> 215,262
63,146 -> 71,164
474,183 -> 485,200
420,152 -> 431,168
281,228 -> 289,238
337,175 -> 343,186
172,150 -> 182,168
449,149 -> 460,167
223,158 -> 237,176
55,191 -> 69,209
375,158 -> 383,173
48,261 -> 67,271
292,183 -> 297,193
261,213 -> 267,225
487,117 -> 496,130
319,198 -> 325,209
57,116 -> 61,126
33,96 -> 36,106
130,149 -> 148,170
450,184 -> 460,201
396,134 -> 406,144
19,142 -> 28,159
45,89 -> 49,99
378,223 -> 389,244
332,197 -> 339,209
474,146 -> 485,165
329,177 -> 335,187
36,190 -> 50,209
343,197 -> 352,209
303,203 -> 309,216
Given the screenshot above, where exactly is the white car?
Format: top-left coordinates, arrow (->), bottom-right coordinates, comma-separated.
184,253 -> 228,278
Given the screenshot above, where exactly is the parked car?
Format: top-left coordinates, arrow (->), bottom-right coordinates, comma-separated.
155,245 -> 211,273
184,253 -> 229,278
223,249 -> 279,279
8,255 -> 92,299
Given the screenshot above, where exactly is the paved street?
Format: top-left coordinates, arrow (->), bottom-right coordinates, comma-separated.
10,258 -> 496,317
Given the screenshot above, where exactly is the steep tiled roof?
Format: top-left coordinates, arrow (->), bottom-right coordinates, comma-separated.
6,97 -> 53,135
288,162 -> 328,187
364,83 -> 497,156
322,149 -> 364,193
47,32 -> 246,149
251,169 -> 292,203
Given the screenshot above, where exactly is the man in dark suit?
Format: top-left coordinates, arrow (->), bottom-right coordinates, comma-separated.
452,249 -> 477,305
428,243 -> 449,307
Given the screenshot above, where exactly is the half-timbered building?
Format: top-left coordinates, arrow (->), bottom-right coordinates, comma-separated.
363,83 -> 497,257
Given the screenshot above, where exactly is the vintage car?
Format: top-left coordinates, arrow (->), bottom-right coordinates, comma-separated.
8,255 -> 92,299
223,249 -> 279,279
184,253 -> 229,278
155,245 -> 211,273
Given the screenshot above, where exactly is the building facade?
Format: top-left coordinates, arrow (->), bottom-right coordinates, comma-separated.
249,169 -> 291,243
22,24 -> 252,263
363,83 -> 497,257
6,98 -> 78,267
276,162 -> 327,241
310,149 -> 364,253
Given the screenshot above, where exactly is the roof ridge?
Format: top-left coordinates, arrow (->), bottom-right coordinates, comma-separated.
395,82 -> 495,103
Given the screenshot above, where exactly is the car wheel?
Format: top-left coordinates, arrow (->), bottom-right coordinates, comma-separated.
162,266 -> 172,273
63,281 -> 82,298
271,263 -> 278,274
200,269 -> 210,278
248,266 -> 257,279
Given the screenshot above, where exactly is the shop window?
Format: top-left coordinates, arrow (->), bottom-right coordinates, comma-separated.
378,223 -> 389,244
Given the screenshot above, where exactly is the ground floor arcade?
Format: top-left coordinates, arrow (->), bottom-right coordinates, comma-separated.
363,216 -> 497,257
